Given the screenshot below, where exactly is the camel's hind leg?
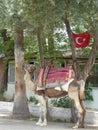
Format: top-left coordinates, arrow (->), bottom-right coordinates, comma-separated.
79,100 -> 86,128
68,89 -> 84,128
36,95 -> 47,126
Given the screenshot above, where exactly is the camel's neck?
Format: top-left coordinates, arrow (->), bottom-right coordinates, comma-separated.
24,70 -> 36,91
24,70 -> 31,81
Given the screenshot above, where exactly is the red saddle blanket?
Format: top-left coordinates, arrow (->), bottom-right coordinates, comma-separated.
36,66 -> 75,87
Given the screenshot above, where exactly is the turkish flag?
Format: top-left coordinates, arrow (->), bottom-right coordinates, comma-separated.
72,31 -> 90,48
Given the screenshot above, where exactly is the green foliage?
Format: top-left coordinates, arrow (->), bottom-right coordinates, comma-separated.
4,38 -> 14,56
0,0 -> 96,61
1,0 -> 98,64
28,96 -> 38,104
0,0 -> 7,29
0,36 -> 4,53
85,83 -> 93,101
69,0 -> 98,30
24,35 -> 39,62
0,88 -> 6,101
51,96 -> 72,108
1,37 -> 14,70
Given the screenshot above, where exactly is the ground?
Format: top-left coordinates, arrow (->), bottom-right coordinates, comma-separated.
0,118 -> 98,130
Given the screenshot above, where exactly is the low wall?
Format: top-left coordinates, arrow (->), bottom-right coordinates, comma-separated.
0,101 -> 98,125
29,103 -> 71,122
29,103 -> 98,125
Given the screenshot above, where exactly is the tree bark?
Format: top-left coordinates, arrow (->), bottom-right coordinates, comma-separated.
63,16 -> 81,79
63,17 -> 98,122
0,59 -> 5,90
12,27 -> 30,119
82,30 -> 98,81
48,28 -> 55,55
63,16 -> 79,123
0,29 -> 9,91
37,26 -> 44,66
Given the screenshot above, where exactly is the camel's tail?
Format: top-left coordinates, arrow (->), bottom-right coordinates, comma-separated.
78,80 -> 85,100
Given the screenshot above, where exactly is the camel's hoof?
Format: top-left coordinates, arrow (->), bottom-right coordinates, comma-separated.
73,125 -> 78,129
40,123 -> 47,126
36,122 -> 42,126
36,122 -> 40,125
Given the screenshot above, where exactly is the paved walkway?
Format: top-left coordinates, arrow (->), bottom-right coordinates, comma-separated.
0,102 -> 97,130
0,118 -> 98,130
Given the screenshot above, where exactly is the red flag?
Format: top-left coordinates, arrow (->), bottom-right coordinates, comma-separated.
72,31 -> 90,48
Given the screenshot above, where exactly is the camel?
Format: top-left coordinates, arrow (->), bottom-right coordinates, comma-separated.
23,63 -> 86,129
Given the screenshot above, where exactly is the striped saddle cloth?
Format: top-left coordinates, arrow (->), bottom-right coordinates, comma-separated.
36,66 -> 75,88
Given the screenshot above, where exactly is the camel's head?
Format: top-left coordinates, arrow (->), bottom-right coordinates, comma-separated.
23,63 -> 36,73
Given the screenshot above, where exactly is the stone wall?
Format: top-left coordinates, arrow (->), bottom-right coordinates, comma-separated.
29,103 -> 71,122
29,103 -> 98,125
0,101 -> 98,125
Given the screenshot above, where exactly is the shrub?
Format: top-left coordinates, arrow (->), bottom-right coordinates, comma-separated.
84,83 -> 93,101
28,96 -> 38,104
51,96 -> 72,108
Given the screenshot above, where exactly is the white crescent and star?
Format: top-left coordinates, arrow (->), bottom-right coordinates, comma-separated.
75,37 -> 86,45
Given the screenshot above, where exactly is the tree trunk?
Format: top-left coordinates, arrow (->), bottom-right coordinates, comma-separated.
63,17 -> 81,79
47,28 -> 55,57
37,26 -> 44,66
12,27 -> 30,119
0,58 -> 5,91
0,29 -> 9,91
63,16 -> 79,123
63,17 -> 98,122
82,30 -> 98,81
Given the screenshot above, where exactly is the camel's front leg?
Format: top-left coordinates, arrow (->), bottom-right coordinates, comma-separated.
36,105 -> 43,125
40,104 -> 47,126
36,95 -> 47,126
